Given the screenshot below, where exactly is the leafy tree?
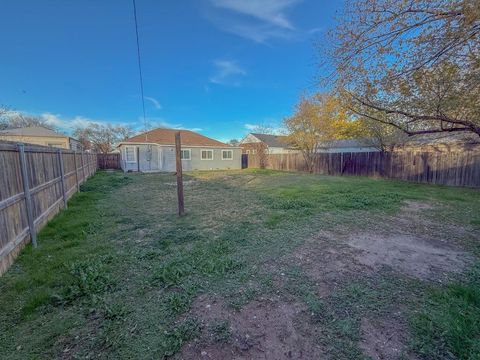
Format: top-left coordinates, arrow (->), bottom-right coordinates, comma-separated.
323,0 -> 480,137
351,117 -> 406,152
284,94 -> 351,172
73,123 -> 135,154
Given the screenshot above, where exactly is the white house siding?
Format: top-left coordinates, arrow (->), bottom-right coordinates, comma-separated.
240,134 -> 261,144
267,147 -> 300,154
119,144 -> 241,172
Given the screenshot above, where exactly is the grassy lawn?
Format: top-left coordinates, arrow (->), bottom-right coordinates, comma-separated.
1,170 -> 479,359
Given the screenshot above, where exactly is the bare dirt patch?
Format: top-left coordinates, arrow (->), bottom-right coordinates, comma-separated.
402,200 -> 435,212
359,316 -> 417,360
165,180 -> 198,186
347,233 -> 470,280
289,199 -> 471,283
292,231 -> 368,297
176,295 -> 324,360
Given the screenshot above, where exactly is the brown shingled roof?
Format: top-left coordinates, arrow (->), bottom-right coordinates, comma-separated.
122,128 -> 229,147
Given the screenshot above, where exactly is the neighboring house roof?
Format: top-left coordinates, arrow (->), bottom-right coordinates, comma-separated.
121,128 -> 230,147
317,139 -> 376,149
245,133 -> 290,148
0,126 -> 67,138
399,132 -> 480,146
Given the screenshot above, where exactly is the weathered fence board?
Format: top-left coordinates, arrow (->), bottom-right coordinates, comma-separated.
248,151 -> 480,187
97,153 -> 120,170
0,142 -> 97,275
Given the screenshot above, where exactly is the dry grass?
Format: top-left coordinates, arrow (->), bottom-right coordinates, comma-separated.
1,169 -> 479,359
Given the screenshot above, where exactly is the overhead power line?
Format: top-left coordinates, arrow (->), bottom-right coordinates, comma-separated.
132,0 -> 148,141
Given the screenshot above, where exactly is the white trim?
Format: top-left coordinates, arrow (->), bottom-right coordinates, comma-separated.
124,145 -> 137,163
200,149 -> 214,160
221,149 -> 233,160
180,148 -> 191,160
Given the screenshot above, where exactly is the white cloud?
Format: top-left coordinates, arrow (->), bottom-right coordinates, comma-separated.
41,113 -> 106,130
147,117 -> 203,133
207,0 -> 301,43
209,60 -> 247,86
244,121 -> 286,135
144,96 -> 162,110
244,123 -> 258,130
211,0 -> 299,29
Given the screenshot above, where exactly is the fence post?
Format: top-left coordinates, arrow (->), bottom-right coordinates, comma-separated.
73,151 -> 80,192
17,143 -> 38,248
81,151 -> 86,183
57,148 -> 68,209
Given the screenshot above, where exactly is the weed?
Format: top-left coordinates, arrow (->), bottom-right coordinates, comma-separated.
208,320 -> 231,343
104,302 -> 130,321
158,319 -> 200,358
163,287 -> 197,315
61,256 -> 114,303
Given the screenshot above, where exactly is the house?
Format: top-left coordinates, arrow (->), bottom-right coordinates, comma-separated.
240,133 -> 298,154
393,132 -> 480,152
316,139 -> 380,153
0,126 -> 83,150
118,128 -> 242,172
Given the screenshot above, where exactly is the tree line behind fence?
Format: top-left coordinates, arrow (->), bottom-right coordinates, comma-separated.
247,151 -> 480,188
0,142 -> 97,275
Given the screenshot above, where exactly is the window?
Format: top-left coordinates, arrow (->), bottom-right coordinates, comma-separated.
125,146 -> 136,162
222,150 -> 233,160
201,149 -> 213,160
180,149 -> 191,160
47,143 -> 63,148
252,149 -> 256,154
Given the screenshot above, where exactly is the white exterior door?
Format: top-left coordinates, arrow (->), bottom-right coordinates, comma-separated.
157,147 -> 163,170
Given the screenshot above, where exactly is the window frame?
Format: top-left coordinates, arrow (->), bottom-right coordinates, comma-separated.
124,146 -> 137,163
221,149 -> 233,160
47,143 -> 63,148
180,149 -> 191,160
200,149 -> 214,160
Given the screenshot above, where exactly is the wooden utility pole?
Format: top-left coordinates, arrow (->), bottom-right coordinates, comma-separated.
175,131 -> 185,216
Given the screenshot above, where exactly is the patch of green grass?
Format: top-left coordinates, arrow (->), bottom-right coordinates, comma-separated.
411,264 -> 480,360
151,239 -> 242,287
163,287 -> 197,316
60,255 -> 115,304
0,172 -> 131,358
158,318 -> 200,358
208,320 -> 231,343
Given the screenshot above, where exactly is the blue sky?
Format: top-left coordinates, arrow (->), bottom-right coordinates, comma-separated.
0,0 -> 342,142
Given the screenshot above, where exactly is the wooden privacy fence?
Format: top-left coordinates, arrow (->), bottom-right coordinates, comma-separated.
0,142 -> 97,275
247,151 -> 480,187
97,153 -> 121,170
